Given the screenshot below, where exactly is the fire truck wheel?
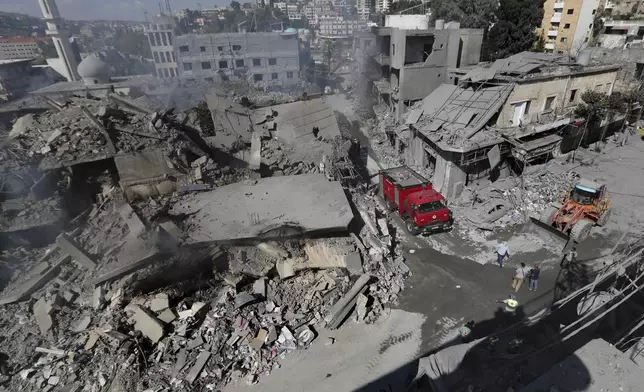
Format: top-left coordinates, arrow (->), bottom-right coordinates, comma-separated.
406,219 -> 420,235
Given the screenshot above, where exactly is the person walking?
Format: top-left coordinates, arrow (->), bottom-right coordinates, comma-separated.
511,262 -> 528,292
495,242 -> 510,267
529,264 -> 541,292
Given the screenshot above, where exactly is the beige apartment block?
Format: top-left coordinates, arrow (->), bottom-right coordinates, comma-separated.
540,0 -> 600,54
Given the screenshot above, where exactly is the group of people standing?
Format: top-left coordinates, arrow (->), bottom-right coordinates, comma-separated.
495,242 -> 541,292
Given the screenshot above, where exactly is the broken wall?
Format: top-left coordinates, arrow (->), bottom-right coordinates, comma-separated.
399,65 -> 445,101
496,70 -> 619,128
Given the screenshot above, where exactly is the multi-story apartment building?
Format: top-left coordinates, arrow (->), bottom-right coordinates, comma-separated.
175,32 -> 302,88
357,0 -> 374,20
318,16 -> 368,37
0,37 -> 46,60
375,0 -> 391,14
597,19 -> 644,48
540,0 -> 600,53
144,14 -> 179,79
304,5 -> 336,24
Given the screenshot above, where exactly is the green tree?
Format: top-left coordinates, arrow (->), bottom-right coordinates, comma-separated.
532,33 -> 546,52
486,0 -> 545,60
428,0 -> 497,28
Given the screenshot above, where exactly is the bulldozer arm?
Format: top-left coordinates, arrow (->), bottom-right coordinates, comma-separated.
527,216 -> 575,254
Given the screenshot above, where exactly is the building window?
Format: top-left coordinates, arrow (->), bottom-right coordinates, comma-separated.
153,51 -> 159,62
200,46 -> 206,52
560,37 -> 567,43
167,32 -> 172,45
172,52 -> 176,62
236,59 -> 245,67
183,62 -> 193,71
254,74 -> 263,81
219,60 -> 228,69
287,71 -> 293,79
217,46 -> 224,52
592,9 -> 596,14
269,58 -> 277,65
202,61 -> 211,69
205,77 -> 214,82
149,33 -> 156,46
161,33 -> 168,46
155,32 -> 161,45
167,51 -> 172,62
567,9 -> 574,14
392,44 -> 395,55
564,23 -> 570,29
232,45 -> 242,51
179,45 -> 189,53
160,52 -> 166,62
544,95 -> 556,111
253,58 -> 261,66
221,74 -> 229,81
596,84 -> 603,91
271,72 -> 278,80
569,89 -> 577,102
163,68 -> 169,78
169,68 -> 175,77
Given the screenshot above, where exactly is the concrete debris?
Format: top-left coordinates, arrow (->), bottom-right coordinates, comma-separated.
149,294 -> 170,312
56,233 -> 97,269
0,92 -> 415,392
186,351 -> 211,384
33,297 -> 53,335
131,305 -> 165,343
276,259 -> 295,279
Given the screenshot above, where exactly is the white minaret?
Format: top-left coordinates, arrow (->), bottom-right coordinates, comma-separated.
39,0 -> 79,82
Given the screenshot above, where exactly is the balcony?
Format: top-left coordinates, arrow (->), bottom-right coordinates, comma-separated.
545,43 -> 555,50
547,29 -> 559,37
551,13 -> 562,23
553,2 -> 565,9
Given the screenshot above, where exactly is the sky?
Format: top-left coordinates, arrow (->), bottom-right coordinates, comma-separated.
0,0 -> 230,22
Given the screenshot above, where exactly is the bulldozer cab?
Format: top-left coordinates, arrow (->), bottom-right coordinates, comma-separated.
569,179 -> 604,206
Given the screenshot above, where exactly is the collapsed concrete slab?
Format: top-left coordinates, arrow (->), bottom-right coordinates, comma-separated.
114,149 -> 182,201
171,174 -> 354,244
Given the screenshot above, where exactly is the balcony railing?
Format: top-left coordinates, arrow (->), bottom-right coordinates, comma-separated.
551,13 -> 562,23
547,29 -> 559,37
553,2 -> 565,9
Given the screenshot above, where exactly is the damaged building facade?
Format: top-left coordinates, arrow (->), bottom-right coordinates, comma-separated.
406,52 -> 620,198
175,32 -> 303,88
353,19 -> 484,122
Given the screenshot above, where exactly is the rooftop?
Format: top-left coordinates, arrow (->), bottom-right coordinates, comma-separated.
30,75 -> 154,95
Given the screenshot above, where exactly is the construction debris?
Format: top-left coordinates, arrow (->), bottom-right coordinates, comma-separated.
0,92 -> 412,392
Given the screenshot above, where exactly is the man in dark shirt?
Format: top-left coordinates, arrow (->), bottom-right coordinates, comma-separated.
529,264 -> 541,291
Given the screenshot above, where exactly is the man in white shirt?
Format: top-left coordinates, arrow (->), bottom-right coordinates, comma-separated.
511,262 -> 529,292
495,242 -> 510,267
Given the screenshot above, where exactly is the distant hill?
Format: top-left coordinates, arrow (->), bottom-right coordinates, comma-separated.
0,11 -> 45,37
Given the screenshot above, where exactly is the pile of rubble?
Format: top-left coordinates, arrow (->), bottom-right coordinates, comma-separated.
0,92 -> 412,391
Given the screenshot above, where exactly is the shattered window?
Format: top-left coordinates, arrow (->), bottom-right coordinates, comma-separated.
272,72 -> 278,80
205,77 -> 214,82
159,52 -> 166,63
179,45 -> 189,53
219,60 -> 228,69
163,68 -> 169,78
183,62 -> 193,71
169,68 -> 175,77
161,33 -> 168,46
200,46 -> 207,52
233,45 -> 242,51
253,58 -> 261,66
287,71 -> 293,79
202,61 -> 212,70
217,46 -> 224,52
544,96 -> 556,111
253,74 -> 263,81
153,51 -> 159,62
236,59 -> 245,67
269,58 -> 277,65
148,33 -> 156,46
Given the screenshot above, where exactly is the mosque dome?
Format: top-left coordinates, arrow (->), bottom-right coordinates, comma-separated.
77,54 -> 110,85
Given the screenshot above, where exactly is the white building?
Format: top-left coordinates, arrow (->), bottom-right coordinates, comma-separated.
318,16 -> 368,38
357,0 -> 373,20
0,38 -> 44,60
144,14 -> 179,80
38,0 -> 80,82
